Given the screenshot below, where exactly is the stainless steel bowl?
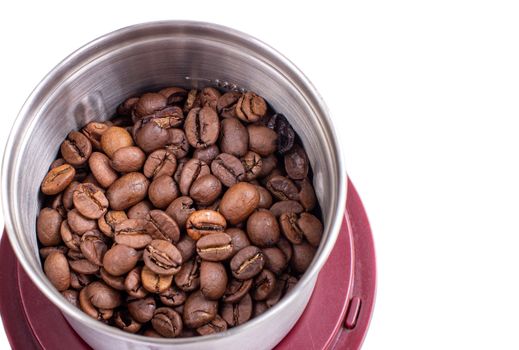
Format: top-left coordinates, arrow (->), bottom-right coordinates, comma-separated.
1,21 -> 347,350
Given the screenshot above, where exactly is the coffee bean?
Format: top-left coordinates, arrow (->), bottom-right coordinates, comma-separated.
41,164 -> 76,195
296,178 -> 317,211
219,182 -> 259,225
253,301 -> 268,317
69,258 -> 100,275
79,286 -> 113,320
145,210 -> 180,243
67,209 -> 97,235
166,196 -> 195,229
141,265 -> 173,293
284,144 -> 309,180
88,152 -> 118,188
279,213 -> 303,244
256,185 -> 273,209
117,96 -> 139,116
60,221 -> 81,250
160,286 -> 186,306
266,176 -> 299,201
62,181 -> 80,210
223,278 -> 253,303
70,271 -> 93,290
107,172 -> 149,210
217,91 -> 241,118
100,126 -> 134,158
44,251 -> 70,291
143,239 -> 183,275
102,244 -> 139,276
189,174 -> 222,206
111,146 -> 145,173
185,107 -> 220,148
230,246 -> 265,280
114,309 -> 142,333
200,261 -> 228,300
125,267 -> 148,298
50,158 -> 66,169
257,154 -> 278,178
133,116 -> 171,153
291,242 -> 316,274
196,315 -> 227,335
252,269 -> 276,301
72,183 -> 108,219
128,296 -> 156,323
266,113 -> 295,154
134,93 -> 167,118
236,91 -> 267,123
226,228 -> 251,257
242,151 -> 262,181
80,230 -> 107,266
152,307 -> 183,337
179,159 -> 210,195
183,89 -> 201,114
193,144 -> 220,164
270,200 -> 303,217
247,125 -> 277,157
196,233 -> 233,262
165,128 -> 190,159
219,118 -> 248,157
221,293 -> 252,327
98,210 -> 127,238
143,328 -> 163,338
148,176 -> 179,209
127,200 -> 153,219
159,87 -> 187,105
37,208 -> 63,246
61,289 -> 79,307
175,236 -> 196,262
143,149 -> 177,179
60,131 -> 92,166
246,210 -> 280,247
211,153 -> 245,187
100,268 -> 126,291
183,290 -> 218,329
82,122 -> 110,151
186,210 -> 227,241
39,245 -> 68,259
297,213 -> 323,247
199,87 -> 221,110
114,219 -> 152,249
87,281 -> 121,309
262,247 -> 288,275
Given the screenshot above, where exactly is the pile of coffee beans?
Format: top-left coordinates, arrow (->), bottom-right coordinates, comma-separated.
37,86 -> 323,338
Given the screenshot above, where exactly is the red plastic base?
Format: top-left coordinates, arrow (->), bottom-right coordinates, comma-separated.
0,180 -> 375,350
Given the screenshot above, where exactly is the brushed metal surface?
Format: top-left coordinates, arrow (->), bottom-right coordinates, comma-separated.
1,21 -> 347,350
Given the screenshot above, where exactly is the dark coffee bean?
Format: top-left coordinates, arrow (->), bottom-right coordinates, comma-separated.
211,153 -> 245,187
262,247 -> 288,275
256,185 -> 273,209
160,286 -> 186,306
196,233 -> 233,262
267,113 -> 295,154
41,164 -> 76,195
217,91 -> 241,118
148,176 -> 179,209
159,87 -> 187,105
298,213 -> 323,247
143,149 -> 177,179
279,213 -> 303,244
166,196 -> 195,229
145,210 -> 180,243
143,329 -> 163,337
103,244 -> 139,276
49,193 -> 66,217
72,183 -> 108,219
99,268 -> 126,291
179,158 -> 211,196
70,271 -> 93,290
183,89 -> 201,113
270,200 -> 304,217
117,96 -> 139,116
221,293 -> 252,327
50,158 -> 66,169
100,126 -> 134,158
62,181 -> 80,210
184,107 -> 220,149
60,131 -> 92,166
82,122 -> 110,151
230,246 -> 265,280
227,228 -> 251,257
174,257 -> 201,292
264,277 -> 283,308
62,289 -> 79,307
223,278 -> 253,303
291,242 -> 316,274
67,248 -> 85,260
219,118 -> 248,157
114,219 -> 152,249
196,315 -> 227,335
39,245 -> 68,259
134,93 -> 167,118
37,208 -> 63,246
183,290 -> 218,329
253,301 -> 268,317
200,261 -> 228,300
44,251 -> 70,291
199,87 -> 221,110
141,265 -> 173,293
189,174 -> 222,206
125,266 -> 148,298
107,172 -> 149,210
114,309 -> 142,333
242,151 -> 263,181
79,286 -> 113,321
88,152 -> 118,188
67,209 -> 97,235
152,307 -> 183,337
296,178 -> 317,211
247,210 -> 280,247
284,144 -> 309,180
165,128 -> 190,159
252,269 -> 276,301
60,221 -> 81,250
69,258 -> 100,275
143,239 -> 183,275
128,296 -> 156,323
266,176 -> 299,201
133,116 -> 170,153
247,125 -> 277,157
98,210 -> 127,238
257,154 -> 278,178
186,210 -> 227,241
236,91 -> 267,123
219,182 -> 259,225
80,230 -> 107,266
111,146 -> 145,173
282,275 -> 298,295
175,236 -> 196,262
193,144 -> 220,164
87,281 -> 122,309
127,200 -> 153,219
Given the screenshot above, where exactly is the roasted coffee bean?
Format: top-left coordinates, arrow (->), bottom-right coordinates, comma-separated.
230,246 -> 265,280
117,97 -> 139,116
199,87 -> 221,110
183,89 -> 201,113
184,107 -> 220,148
100,268 -> 126,291
262,247 -> 288,275
107,172 -> 149,210
159,87 -> 187,105
73,183 -> 108,219
62,289 -> 79,307
257,154 -> 278,178
291,242 -> 316,274
200,261 -> 228,300
266,176 -> 299,201
60,131 -> 92,166
189,175 -> 222,206
174,257 -> 201,292
134,93 -> 167,118
143,149 -> 177,179
128,296 -> 156,323
152,307 -> 183,337
227,228 -> 251,257
196,315 -> 227,335
87,281 -> 122,309
145,210 -> 180,243
98,210 -> 127,238
44,251 -> 70,291
236,91 -> 267,123
219,117 -> 248,157
284,144 -> 309,180
127,200 -> 153,219
219,182 -> 259,225
267,113 -> 295,154
186,210 -> 227,241
89,152 -> 118,188
173,157 -> 188,184
79,286 -> 113,321
264,277 -> 283,308
61,221 -> 81,250
160,286 -> 186,306
179,159 -> 210,195
175,236 -> 196,262
67,209 -> 97,235
183,290 -> 218,329
62,181 -> 80,210
279,213 -> 303,244
166,196 -> 195,229
37,208 -> 63,246
40,245 -> 68,259
196,233 -> 233,262
297,213 -> 323,247
270,200 -> 303,217
143,239 -> 183,275
221,293 -> 252,327
69,257 -> 100,275
114,309 -> 142,333
247,125 -> 277,157
242,151 -> 262,181
133,116 -> 171,153
193,144 -> 220,164
141,265 -> 173,293
82,122 -> 110,151
223,278 -> 253,303
70,271 -> 94,290
165,128 -> 190,159
50,158 -> 66,169
102,244 -> 139,276
247,210 -> 280,247
143,328 -> 163,337
114,219 -> 152,249
100,126 -> 134,158
253,301 -> 269,317
41,164 -> 76,195
217,91 -> 241,118
148,176 -> 179,209
256,185 -> 273,209
111,146 -> 146,173
296,178 -> 317,211
67,248 -> 85,260
49,193 -> 66,217
80,230 -> 107,266
211,153 -> 245,187
252,269 -> 276,301
125,267 -> 148,298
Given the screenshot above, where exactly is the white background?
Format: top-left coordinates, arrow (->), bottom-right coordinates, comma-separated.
1,1 -> 519,349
